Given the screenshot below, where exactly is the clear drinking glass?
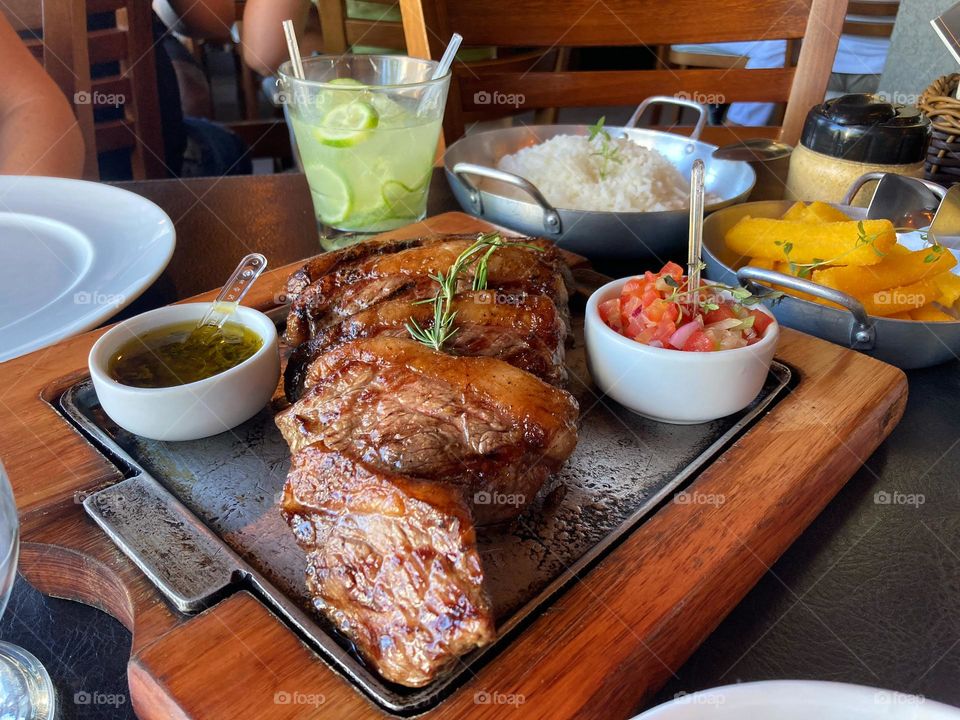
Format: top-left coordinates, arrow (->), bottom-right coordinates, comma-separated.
278,55 -> 450,250
0,461 -> 56,720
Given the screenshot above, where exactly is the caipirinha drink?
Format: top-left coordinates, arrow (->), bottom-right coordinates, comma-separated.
280,56 -> 449,246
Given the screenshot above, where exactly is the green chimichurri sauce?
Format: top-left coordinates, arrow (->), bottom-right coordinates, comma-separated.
109,321 -> 263,388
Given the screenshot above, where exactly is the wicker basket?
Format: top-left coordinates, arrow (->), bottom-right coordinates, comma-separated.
919,73 -> 960,188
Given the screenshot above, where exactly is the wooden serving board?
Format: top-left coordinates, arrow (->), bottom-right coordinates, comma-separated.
3,213 -> 907,719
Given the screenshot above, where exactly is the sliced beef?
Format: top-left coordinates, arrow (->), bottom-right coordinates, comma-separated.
275,336 -> 579,525
282,445 -> 495,687
284,236 -> 573,347
283,290 -> 568,401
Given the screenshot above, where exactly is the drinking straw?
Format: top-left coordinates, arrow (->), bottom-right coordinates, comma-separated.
433,32 -> 463,80
687,159 -> 706,297
417,32 -> 462,115
283,19 -> 305,80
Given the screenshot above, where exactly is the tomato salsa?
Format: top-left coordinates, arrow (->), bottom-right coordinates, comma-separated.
598,262 -> 774,352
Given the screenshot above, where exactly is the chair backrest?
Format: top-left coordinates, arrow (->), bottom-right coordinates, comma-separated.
844,1 -> 899,39
3,0 -> 167,179
399,0 -> 847,145
317,0 -> 406,54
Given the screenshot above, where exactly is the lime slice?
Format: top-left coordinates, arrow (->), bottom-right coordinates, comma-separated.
314,100 -> 379,147
328,77 -> 365,87
381,179 -> 426,220
306,165 -> 351,225
315,79 -> 365,113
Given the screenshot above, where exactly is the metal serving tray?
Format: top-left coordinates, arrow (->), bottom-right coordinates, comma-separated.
58,307 -> 792,715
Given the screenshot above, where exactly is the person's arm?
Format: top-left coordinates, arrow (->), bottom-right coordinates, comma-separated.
0,15 -> 85,178
154,0 -> 235,41
241,0 -> 323,76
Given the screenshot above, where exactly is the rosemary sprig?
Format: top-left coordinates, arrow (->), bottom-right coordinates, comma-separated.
588,116 -> 622,181
405,232 -> 542,351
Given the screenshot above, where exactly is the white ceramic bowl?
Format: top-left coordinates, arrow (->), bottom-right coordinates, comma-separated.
631,680 -> 960,720
88,303 -> 280,441
585,278 -> 779,424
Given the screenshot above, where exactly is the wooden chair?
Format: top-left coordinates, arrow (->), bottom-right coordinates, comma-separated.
399,0 -> 847,146
5,0 -> 167,180
317,0 -> 406,53
844,1 -> 899,38
317,0 -> 567,127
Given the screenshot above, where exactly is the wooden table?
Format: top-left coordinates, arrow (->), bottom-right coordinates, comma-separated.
2,171 -> 959,719
111,172 -> 458,317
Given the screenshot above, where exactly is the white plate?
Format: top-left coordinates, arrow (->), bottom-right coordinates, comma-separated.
0,176 -> 175,362
633,681 -> 960,720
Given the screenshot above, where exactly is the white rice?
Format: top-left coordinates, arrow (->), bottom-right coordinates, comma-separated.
497,134 -> 696,212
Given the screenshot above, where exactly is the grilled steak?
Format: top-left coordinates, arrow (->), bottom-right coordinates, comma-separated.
276,233 -> 580,688
276,337 -> 579,525
282,445 -> 495,687
285,233 -> 476,297
284,235 -> 573,347
283,290 -> 568,401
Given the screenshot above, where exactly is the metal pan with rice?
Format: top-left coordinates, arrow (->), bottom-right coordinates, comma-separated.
444,96 -> 756,262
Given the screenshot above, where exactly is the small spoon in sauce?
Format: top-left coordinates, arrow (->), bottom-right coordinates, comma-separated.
108,254 -> 270,388
197,253 -> 268,331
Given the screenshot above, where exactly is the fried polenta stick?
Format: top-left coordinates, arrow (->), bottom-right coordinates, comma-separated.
780,201 -> 851,223
814,248 -> 957,296
746,257 -> 777,270
933,272 -> 960,308
804,201 -> 852,223
910,304 -> 958,322
861,277 -> 940,317
781,202 -> 808,221
725,218 -> 896,266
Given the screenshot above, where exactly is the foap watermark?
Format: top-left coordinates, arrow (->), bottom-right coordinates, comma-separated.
74,690 -> 126,707
473,90 -> 525,109
473,290 -> 523,306
474,491 -> 525,508
273,84 -> 313,107
674,490 -> 725,507
74,290 -> 125,307
873,290 -> 925,308
874,490 -> 925,507
474,690 -> 526,708
675,90 -> 726,105
274,690 -> 326,708
875,690 -> 925,706
74,90 -> 125,108
875,90 -> 921,107
673,690 -> 726,707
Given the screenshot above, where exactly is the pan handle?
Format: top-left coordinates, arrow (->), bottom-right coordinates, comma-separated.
736,265 -> 877,350
625,95 -> 707,140
842,172 -> 947,205
451,162 -> 562,236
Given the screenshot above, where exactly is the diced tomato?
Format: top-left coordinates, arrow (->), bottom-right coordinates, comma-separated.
599,262 -> 775,353
619,294 -> 643,332
683,329 -> 716,352
661,261 -> 684,283
622,277 -> 645,296
599,298 -> 621,330
748,309 -> 773,337
703,303 -> 739,325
